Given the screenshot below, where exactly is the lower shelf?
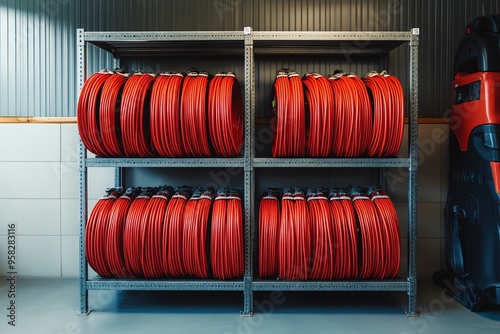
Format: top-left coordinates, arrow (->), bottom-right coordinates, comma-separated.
85,277 -> 409,291
86,278 -> 244,291
252,278 -> 409,291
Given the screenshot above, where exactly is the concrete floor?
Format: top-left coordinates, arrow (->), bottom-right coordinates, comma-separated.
0,278 -> 499,334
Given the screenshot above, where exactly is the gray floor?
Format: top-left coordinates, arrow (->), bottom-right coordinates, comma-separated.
0,278 -> 499,334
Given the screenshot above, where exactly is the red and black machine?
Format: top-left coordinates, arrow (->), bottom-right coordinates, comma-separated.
435,15 -> 500,311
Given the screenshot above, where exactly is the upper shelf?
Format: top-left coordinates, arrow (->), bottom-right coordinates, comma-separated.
83,31 -> 246,57
252,30 -> 415,55
81,29 -> 418,57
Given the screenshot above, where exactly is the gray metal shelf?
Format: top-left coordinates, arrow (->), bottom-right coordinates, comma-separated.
78,27 -> 419,317
252,158 -> 410,168
86,278 -> 244,291
85,157 -> 245,168
252,279 -> 409,291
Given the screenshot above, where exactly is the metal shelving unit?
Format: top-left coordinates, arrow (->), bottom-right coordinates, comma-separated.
78,27 -> 419,317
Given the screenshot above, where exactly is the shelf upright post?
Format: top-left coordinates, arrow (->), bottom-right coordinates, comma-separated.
77,28 -> 91,315
242,26 -> 254,317
113,56 -> 122,188
407,27 -> 420,317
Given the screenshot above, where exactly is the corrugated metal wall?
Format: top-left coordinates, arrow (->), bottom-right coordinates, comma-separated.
0,0 -> 80,117
1,0 -> 499,117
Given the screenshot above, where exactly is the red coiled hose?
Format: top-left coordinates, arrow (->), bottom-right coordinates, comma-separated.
123,189 -> 154,277
85,188 -> 122,277
150,72 -> 185,157
210,188 -> 244,279
303,73 -> 335,157
258,190 -> 281,278
141,187 -> 173,278
208,73 -> 244,157
328,73 -> 361,157
278,188 -> 310,280
77,71 -> 112,156
120,73 -> 156,157
307,188 -> 334,280
272,70 -> 306,157
364,71 -> 404,157
182,187 -> 213,278
369,188 -> 401,278
162,187 -> 193,276
329,191 -> 348,279
104,188 -> 139,278
351,188 -> 385,279
99,72 -> 128,157
336,191 -> 359,279
346,73 -> 373,156
180,72 -> 211,157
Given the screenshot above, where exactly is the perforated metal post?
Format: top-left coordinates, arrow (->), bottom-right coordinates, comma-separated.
242,26 -> 254,317
407,27 -> 420,317
77,28 -> 91,316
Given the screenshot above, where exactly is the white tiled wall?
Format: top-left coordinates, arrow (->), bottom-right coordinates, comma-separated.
0,123 -> 114,278
0,122 -> 449,278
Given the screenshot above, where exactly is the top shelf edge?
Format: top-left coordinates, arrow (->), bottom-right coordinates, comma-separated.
81,30 -> 415,42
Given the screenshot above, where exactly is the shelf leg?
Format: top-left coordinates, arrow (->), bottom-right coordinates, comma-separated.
241,276 -> 253,317
79,139 -> 90,315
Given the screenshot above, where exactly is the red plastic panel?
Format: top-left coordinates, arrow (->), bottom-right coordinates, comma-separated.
451,72 -> 500,151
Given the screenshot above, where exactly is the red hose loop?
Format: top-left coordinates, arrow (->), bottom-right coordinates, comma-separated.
150,72 -> 186,157
163,187 -> 193,277
123,188 -> 155,277
180,71 -> 212,157
77,71 -> 113,156
307,188 -> 334,280
368,187 -> 401,278
141,186 -> 173,278
208,73 -> 244,157
99,72 -> 129,157
120,72 -> 157,157
363,71 -> 404,157
211,187 -> 244,279
272,70 -> 306,157
278,187 -> 311,280
303,73 -> 335,157
85,188 -> 122,277
258,189 -> 281,278
182,187 -> 214,278
105,187 -> 140,278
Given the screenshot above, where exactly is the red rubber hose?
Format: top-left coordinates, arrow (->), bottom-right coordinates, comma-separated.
163,188 -> 192,276
150,72 -> 185,157
85,189 -> 121,277
104,189 -> 137,278
384,73 -> 405,156
278,188 -> 310,280
182,188 -> 213,278
120,73 -> 156,157
351,188 -> 385,279
303,73 -> 335,157
369,188 -> 401,278
328,73 -> 359,157
208,73 -> 244,157
329,190 -> 351,279
123,191 -> 153,277
346,74 -> 373,156
364,72 -> 404,157
308,189 -> 334,280
180,72 -> 211,157
141,188 -> 172,278
258,190 -> 280,278
77,71 -> 112,156
99,72 -> 128,157
272,70 -> 306,157
337,192 -> 359,279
